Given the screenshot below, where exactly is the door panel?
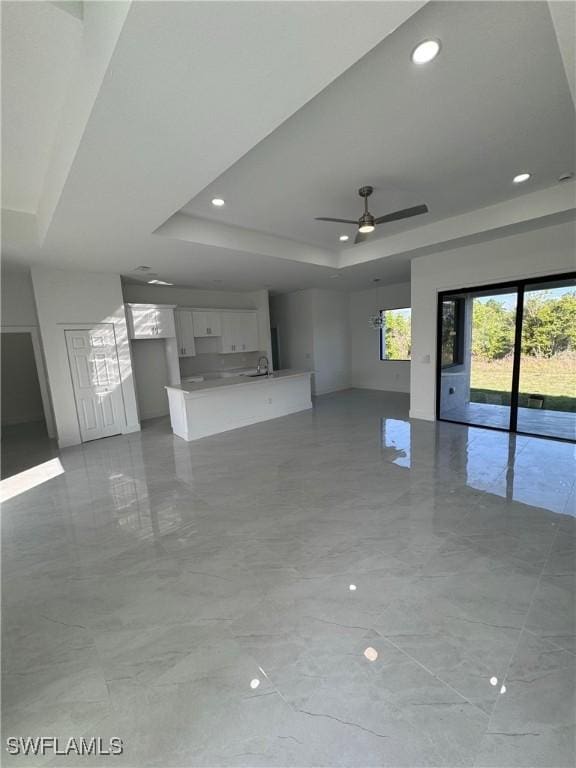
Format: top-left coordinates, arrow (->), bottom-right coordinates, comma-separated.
241,312 -> 259,351
438,288 -> 517,430
65,327 -> 125,442
129,307 -> 157,338
155,308 -> 176,338
517,277 -> 576,440
175,310 -> 196,356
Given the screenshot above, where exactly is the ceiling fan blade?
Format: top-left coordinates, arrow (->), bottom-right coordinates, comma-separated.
314,217 -> 358,224
354,229 -> 371,245
374,204 -> 429,226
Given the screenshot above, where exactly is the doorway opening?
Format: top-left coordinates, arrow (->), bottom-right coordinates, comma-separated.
1,331 -> 56,478
436,272 -> 576,442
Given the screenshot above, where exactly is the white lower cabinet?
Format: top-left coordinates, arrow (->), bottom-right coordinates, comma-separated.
220,311 -> 259,353
174,309 -> 196,357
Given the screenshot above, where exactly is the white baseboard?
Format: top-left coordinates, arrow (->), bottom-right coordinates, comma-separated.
314,384 -> 350,396
139,410 -> 170,421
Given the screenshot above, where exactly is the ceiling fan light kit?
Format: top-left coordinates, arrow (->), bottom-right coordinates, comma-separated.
315,184 -> 429,244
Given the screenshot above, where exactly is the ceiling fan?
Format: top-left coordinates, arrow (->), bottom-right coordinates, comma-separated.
315,186 -> 429,244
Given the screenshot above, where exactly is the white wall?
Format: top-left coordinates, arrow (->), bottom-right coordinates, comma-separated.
270,288 -> 349,395
1,266 -> 40,327
1,333 -> 45,425
309,289 -> 350,394
270,290 -> 314,374
349,282 -> 411,393
1,267 -> 57,436
131,339 -> 170,419
410,220 -> 576,421
31,266 -> 140,447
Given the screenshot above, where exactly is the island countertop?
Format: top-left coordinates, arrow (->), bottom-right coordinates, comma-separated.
165,369 -> 312,398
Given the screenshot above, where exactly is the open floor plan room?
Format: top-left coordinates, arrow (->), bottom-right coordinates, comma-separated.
1,1 -> 575,766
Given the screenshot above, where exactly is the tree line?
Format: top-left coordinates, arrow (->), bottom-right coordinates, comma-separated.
472,292 -> 576,360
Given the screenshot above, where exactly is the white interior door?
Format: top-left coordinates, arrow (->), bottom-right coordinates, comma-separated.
65,327 -> 126,442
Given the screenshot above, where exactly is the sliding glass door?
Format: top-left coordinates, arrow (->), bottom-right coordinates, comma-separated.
517,277 -> 576,440
437,273 -> 576,442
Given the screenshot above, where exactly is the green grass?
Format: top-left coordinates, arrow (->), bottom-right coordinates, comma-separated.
470,355 -> 576,413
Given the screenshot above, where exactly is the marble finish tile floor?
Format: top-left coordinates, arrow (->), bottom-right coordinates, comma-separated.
1,390 -> 575,767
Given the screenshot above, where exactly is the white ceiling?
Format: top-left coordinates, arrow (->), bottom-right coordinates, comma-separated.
1,1 -> 81,213
1,1 -> 575,294
180,1 -> 575,250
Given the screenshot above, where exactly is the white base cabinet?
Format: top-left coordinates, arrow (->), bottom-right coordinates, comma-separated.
166,372 -> 312,441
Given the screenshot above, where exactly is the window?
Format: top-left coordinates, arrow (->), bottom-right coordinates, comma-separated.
380,308 -> 411,361
441,298 -> 465,368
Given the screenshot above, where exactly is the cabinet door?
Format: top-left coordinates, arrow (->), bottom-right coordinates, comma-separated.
175,310 -> 196,357
154,308 -> 176,338
220,312 -> 238,353
192,310 -> 222,337
239,312 -> 259,352
128,306 -> 157,338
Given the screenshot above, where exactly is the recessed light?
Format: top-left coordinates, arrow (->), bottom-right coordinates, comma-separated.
559,172 -> 574,183
148,279 -> 173,285
339,234 -> 349,242
329,274 -> 340,279
211,197 -> 225,207
513,172 -> 531,184
411,39 -> 441,64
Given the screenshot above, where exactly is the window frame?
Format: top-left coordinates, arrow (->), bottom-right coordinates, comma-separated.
379,307 -> 412,362
440,297 -> 465,369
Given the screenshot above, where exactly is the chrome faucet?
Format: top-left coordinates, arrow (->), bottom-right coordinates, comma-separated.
257,355 -> 270,375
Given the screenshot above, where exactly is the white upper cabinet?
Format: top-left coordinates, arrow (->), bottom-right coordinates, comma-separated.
238,311 -> 259,352
126,304 -> 176,339
154,307 -> 177,338
220,311 -> 260,353
192,310 -> 222,337
174,309 -> 196,357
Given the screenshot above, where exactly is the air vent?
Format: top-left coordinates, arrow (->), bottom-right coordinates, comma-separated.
134,265 -> 152,272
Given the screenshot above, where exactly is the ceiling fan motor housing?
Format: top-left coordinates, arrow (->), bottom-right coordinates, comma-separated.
358,185 -> 374,198
359,212 -> 375,227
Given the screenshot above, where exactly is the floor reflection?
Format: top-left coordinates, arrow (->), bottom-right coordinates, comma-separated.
381,417 -> 411,467
2,391 -> 574,768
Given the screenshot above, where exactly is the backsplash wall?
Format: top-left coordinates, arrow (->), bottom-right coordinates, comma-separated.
179,350 -> 266,377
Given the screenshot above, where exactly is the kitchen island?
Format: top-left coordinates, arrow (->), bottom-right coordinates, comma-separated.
165,370 -> 313,441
